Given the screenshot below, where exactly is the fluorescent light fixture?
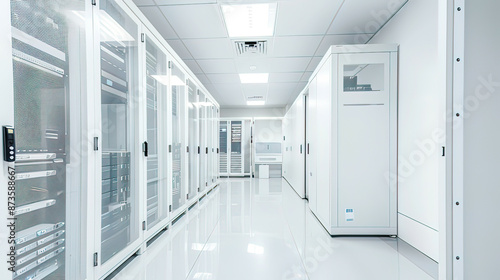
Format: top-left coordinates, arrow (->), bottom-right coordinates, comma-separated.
247,243 -> 264,255
151,75 -> 185,86
194,102 -> 213,107
99,10 -> 135,43
222,3 -> 277,37
151,75 -> 169,86
171,75 -> 185,86
239,73 -> 269,84
247,101 -> 265,106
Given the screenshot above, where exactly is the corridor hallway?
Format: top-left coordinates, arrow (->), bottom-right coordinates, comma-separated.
112,178 -> 437,280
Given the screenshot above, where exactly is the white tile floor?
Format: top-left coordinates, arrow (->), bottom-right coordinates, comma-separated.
111,178 -> 437,280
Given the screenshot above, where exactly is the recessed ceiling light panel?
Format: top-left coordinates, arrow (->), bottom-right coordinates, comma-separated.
247,101 -> 266,106
239,73 -> 269,83
222,3 -> 277,37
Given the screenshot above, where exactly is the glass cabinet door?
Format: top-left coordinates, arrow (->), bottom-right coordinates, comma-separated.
145,34 -> 168,232
207,104 -> 213,183
98,0 -> 140,268
199,91 -> 207,192
171,63 -> 186,214
187,79 -> 198,200
219,121 -> 228,175
10,1 -> 87,279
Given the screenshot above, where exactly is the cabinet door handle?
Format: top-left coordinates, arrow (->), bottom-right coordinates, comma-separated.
307,143 -> 310,155
143,141 -> 148,157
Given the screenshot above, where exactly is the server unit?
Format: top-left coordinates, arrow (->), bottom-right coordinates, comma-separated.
219,120 -> 251,176
306,44 -> 398,235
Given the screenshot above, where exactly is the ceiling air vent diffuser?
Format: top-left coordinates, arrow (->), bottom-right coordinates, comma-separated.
247,95 -> 264,100
235,41 -> 267,56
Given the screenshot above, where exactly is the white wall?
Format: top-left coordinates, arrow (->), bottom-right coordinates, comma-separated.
463,1 -> 500,278
253,119 -> 283,143
220,107 -> 286,118
370,0 -> 446,261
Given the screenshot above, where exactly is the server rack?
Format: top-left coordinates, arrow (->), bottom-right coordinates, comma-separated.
9,0 -> 87,279
170,62 -> 187,217
143,32 -> 169,239
199,91 -> 208,193
187,79 -> 199,202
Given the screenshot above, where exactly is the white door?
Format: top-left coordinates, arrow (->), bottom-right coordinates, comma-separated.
93,0 -> 143,277
143,31 -> 170,240
337,52 -> 391,227
306,78 -> 318,212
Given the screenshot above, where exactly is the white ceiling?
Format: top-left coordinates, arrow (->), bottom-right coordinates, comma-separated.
134,0 -> 407,108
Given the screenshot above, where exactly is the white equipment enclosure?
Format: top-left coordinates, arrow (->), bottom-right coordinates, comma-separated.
306,44 -> 398,236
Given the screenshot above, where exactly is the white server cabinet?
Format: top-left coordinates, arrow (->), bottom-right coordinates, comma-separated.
6,1 -> 89,279
2,0 -> 220,279
306,44 -> 398,236
187,79 -> 199,203
219,120 -> 250,176
283,94 -> 306,198
142,32 -> 170,241
199,90 -> 208,192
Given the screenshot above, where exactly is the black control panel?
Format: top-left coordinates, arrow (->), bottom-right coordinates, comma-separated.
3,126 -> 15,162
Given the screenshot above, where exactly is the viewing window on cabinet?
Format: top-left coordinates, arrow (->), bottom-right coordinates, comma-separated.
343,64 -> 384,92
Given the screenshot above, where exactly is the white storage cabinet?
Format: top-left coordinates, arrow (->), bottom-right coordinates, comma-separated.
306,44 -> 398,236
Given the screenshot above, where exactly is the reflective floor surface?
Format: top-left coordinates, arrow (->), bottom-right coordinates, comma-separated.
111,178 -> 438,280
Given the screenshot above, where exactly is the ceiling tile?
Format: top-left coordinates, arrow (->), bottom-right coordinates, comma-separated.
159,4 -> 227,39
213,84 -> 245,105
183,38 -> 234,59
269,72 -> 303,83
301,71 -> 313,82
197,59 -> 236,74
206,74 -> 240,84
235,58 -> 270,73
314,34 -> 373,56
139,6 -> 178,40
268,82 -> 298,95
166,40 -> 193,60
270,57 -> 312,72
242,84 -> 269,97
275,0 -> 344,36
306,57 -> 323,72
183,60 -> 203,74
328,0 -> 406,35
133,0 -> 155,6
271,36 -> 323,57
195,74 -> 211,85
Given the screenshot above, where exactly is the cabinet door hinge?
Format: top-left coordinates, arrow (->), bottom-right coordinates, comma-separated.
91,0 -> 96,6
142,221 -> 146,231
169,145 -> 172,153
187,146 -> 189,153
169,205 -> 172,212
141,33 -> 145,43
93,253 -> 98,267
442,146 -> 446,157
198,146 -> 200,154
168,61 -> 172,69
94,137 -> 99,151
